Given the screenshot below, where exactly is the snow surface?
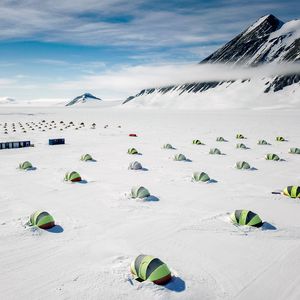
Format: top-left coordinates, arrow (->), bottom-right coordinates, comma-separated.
0,104 -> 300,300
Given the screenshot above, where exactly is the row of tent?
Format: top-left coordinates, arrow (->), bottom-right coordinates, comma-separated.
0,120 -> 97,134
192,136 -> 288,144
163,143 -> 300,154
129,147 -> 299,164
18,154 -> 95,171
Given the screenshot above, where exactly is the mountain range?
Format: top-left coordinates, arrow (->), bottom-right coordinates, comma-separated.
124,14 -> 300,106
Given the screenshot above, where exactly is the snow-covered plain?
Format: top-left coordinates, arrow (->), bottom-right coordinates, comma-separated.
1,103 -> 300,300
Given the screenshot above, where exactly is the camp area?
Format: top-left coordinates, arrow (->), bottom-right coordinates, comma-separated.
1,106 -> 300,300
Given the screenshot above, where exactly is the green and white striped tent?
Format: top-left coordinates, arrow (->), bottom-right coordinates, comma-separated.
283,186 -> 300,198
209,148 -> 222,155
80,153 -> 93,161
236,143 -> 247,149
129,161 -> 142,170
19,161 -> 33,170
174,153 -> 187,161
128,148 -> 138,155
64,171 -> 82,182
163,143 -> 174,149
193,172 -> 210,182
276,136 -> 286,141
216,137 -> 226,142
230,210 -> 263,227
289,147 -> 300,154
131,186 -> 150,199
265,153 -> 280,161
258,139 -> 270,145
235,161 -> 251,170
192,139 -> 204,145
236,133 -> 245,139
28,211 -> 55,229
130,254 -> 172,285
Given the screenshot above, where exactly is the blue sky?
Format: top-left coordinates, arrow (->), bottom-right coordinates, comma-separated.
0,0 -> 298,100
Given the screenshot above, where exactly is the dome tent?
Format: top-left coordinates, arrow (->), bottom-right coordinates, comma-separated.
265,153 -> 280,161
283,186 -> 300,198
64,171 -> 82,182
192,139 -> 204,145
289,147 -> 300,154
19,161 -> 33,170
230,210 -> 263,227
163,143 -> 174,149
276,136 -> 286,141
236,143 -> 247,149
174,153 -> 187,161
128,148 -> 138,155
80,153 -> 93,161
258,139 -> 270,145
129,161 -> 142,170
131,186 -> 150,199
209,148 -> 222,155
236,133 -> 245,139
193,172 -> 210,182
216,137 -> 226,142
28,211 -> 55,229
235,161 -> 251,170
130,254 -> 172,285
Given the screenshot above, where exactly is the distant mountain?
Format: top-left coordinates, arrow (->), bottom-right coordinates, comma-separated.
66,93 -> 102,106
0,97 -> 16,104
124,14 -> 300,106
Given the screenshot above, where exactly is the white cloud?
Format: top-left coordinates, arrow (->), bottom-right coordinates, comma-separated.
0,0 -> 293,48
51,62 -> 300,99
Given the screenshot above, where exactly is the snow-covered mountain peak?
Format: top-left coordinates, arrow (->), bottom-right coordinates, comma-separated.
123,14 -> 300,107
0,97 -> 16,104
243,14 -> 283,37
66,93 -> 102,106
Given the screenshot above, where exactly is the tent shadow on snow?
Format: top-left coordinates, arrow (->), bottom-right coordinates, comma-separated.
207,179 -> 218,184
144,195 -> 159,202
249,167 -> 258,171
261,222 -> 277,231
164,276 -> 186,292
46,225 -> 64,233
26,167 -> 37,171
78,179 -> 88,184
139,167 -> 149,171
